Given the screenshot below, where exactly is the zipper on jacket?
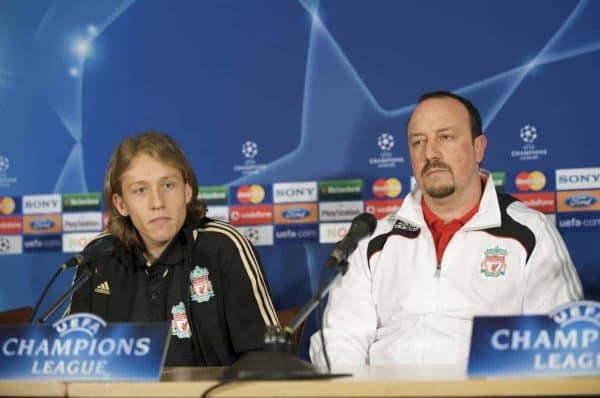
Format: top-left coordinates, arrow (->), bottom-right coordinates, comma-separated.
434,264 -> 441,279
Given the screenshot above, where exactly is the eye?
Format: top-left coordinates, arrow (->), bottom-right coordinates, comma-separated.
164,181 -> 176,190
440,134 -> 454,141
132,186 -> 147,195
411,138 -> 424,148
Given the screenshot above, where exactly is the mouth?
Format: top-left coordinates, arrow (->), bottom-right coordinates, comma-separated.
424,167 -> 449,177
149,217 -> 172,226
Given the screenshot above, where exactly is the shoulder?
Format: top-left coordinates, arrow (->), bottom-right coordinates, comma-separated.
187,218 -> 253,252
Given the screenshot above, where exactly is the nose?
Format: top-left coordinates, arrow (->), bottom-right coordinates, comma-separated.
150,187 -> 165,210
424,139 -> 441,160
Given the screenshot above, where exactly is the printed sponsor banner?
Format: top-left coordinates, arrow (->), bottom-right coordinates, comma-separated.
273,203 -> 318,224
233,184 -> 268,205
0,196 -> 20,215
318,179 -> 363,201
22,194 -> 62,215
557,190 -> 600,212
197,186 -> 228,205
556,212 -> 600,231
514,170 -> 547,192
0,235 -> 23,255
23,235 -> 62,252
62,193 -> 101,211
468,301 -> 600,377
235,225 -> 274,246
62,212 -> 103,232
319,222 -> 351,244
556,167 -> 600,191
512,192 -> 556,214
62,232 -> 100,253
0,313 -> 169,381
274,224 -> 319,243
319,201 -> 363,222
491,172 -> 506,193
23,214 -> 62,235
206,206 -> 229,222
272,181 -> 318,203
365,199 -> 403,219
370,178 -> 403,199
229,205 -> 273,226
0,216 -> 22,234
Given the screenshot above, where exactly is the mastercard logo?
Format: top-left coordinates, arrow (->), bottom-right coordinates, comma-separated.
372,178 -> 402,198
0,197 -> 16,215
236,185 -> 265,204
515,171 -> 546,192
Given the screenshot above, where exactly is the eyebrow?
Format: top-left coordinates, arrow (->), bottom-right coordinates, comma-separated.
408,126 -> 456,137
125,174 -> 181,187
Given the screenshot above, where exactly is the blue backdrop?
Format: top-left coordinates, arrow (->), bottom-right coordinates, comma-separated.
1,0 -> 599,358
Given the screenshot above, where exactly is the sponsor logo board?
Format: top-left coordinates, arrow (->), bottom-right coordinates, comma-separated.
557,190 -> 600,212
206,206 -> 229,222
0,235 -> 22,255
515,171 -> 546,192
365,199 -> 403,219
235,225 -> 274,246
0,196 -> 20,215
0,216 -> 22,234
198,186 -> 228,205
491,172 -> 506,193
62,232 -> 99,253
274,203 -> 318,224
371,178 -> 402,198
319,201 -> 363,221
512,192 -> 556,214
274,224 -> 318,243
273,182 -> 317,203
22,194 -> 62,214
23,214 -> 62,234
235,185 -> 266,204
318,179 -> 363,201
319,222 -> 351,244
556,212 -> 600,231
62,212 -> 103,232
556,168 -> 600,191
229,205 -> 273,226
23,235 -> 62,252
62,193 -> 101,211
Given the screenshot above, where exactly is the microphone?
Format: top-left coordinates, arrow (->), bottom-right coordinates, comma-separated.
61,234 -> 115,269
327,213 -> 377,266
31,234 -> 115,323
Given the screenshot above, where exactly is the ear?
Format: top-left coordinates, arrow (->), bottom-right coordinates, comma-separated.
112,193 -> 129,217
474,134 -> 487,164
184,183 -> 193,204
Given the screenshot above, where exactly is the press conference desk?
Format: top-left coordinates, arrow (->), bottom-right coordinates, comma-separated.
1,366 -> 599,397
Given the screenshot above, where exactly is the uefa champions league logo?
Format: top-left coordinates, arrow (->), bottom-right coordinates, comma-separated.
377,133 -> 395,152
241,141 -> 258,159
520,125 -> 537,144
369,132 -> 404,169
243,227 -> 260,244
0,238 -> 10,253
510,124 -> 547,161
0,156 -> 9,173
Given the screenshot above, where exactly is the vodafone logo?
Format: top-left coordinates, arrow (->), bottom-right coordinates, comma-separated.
365,199 -> 403,219
229,205 -> 273,226
236,185 -> 265,204
372,178 -> 402,198
515,171 -> 546,192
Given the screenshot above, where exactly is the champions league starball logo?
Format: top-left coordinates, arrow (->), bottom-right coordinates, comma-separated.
377,133 -> 395,151
510,124 -> 547,161
243,227 -> 260,244
0,156 -> 9,173
0,237 -> 11,253
369,132 -> 404,169
241,141 -> 258,159
520,125 -> 538,144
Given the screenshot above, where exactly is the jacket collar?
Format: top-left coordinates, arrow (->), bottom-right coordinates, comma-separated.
393,170 -> 501,231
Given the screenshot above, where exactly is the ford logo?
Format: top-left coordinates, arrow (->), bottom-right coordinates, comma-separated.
30,218 -> 55,230
282,208 -> 310,219
565,194 -> 597,208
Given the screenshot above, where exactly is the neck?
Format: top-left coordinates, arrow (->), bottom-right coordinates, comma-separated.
143,241 -> 170,265
422,175 -> 483,223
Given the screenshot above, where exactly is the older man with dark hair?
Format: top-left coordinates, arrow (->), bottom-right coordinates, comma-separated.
310,91 -> 583,366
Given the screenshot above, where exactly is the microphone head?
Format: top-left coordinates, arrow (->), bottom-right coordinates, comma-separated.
82,233 -> 116,257
352,212 -> 377,235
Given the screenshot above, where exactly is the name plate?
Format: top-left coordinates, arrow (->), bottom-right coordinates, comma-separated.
0,313 -> 170,381
468,301 -> 600,378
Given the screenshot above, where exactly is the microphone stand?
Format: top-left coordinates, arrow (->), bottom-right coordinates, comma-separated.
221,260 -> 351,381
35,268 -> 92,324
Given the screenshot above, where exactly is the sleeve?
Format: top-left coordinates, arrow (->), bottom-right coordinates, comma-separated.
220,228 -> 280,354
64,264 -> 94,316
309,238 -> 377,365
523,216 -> 584,313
